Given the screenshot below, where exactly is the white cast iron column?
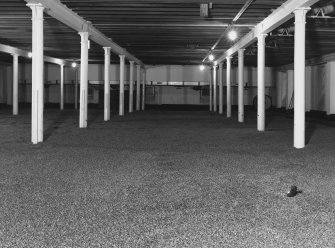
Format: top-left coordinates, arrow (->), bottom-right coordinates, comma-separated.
129,61 -> 134,113
226,56 -> 232,118
79,32 -> 89,128
213,65 -> 217,112
119,55 -> 125,116
60,64 -> 64,110
141,69 -> 146,111
136,64 -> 141,111
257,34 -> 267,131
209,68 -> 213,111
294,8 -> 310,149
103,47 -> 111,121
12,54 -> 19,115
219,62 -> 223,114
27,3 -> 44,144
238,49 -> 245,123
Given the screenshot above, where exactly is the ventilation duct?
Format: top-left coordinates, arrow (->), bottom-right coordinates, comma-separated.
312,2 -> 335,16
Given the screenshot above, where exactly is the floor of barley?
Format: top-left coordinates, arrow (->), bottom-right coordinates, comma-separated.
0,104 -> 334,247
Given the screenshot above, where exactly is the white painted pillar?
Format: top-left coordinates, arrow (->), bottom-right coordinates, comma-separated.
103,47 -> 111,121
213,65 -> 217,112
141,69 -> 146,111
136,64 -> 141,111
27,3 -> 44,144
209,68 -> 213,111
257,34 -> 267,131
129,61 -> 134,113
238,49 -> 245,123
294,8 -> 310,149
226,56 -> 232,118
12,54 -> 19,115
119,55 -> 125,116
60,64 -> 64,110
219,63 -> 223,114
79,32 -> 89,128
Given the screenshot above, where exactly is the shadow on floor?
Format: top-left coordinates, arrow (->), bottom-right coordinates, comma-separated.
44,111 -> 71,141
305,122 -> 317,145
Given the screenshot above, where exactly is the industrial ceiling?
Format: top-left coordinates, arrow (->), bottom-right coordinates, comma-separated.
0,0 -> 334,67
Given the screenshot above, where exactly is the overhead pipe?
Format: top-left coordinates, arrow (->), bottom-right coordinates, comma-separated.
312,2 -> 335,15
215,0 -> 320,64
277,26 -> 295,34
233,0 -> 256,22
202,0 -> 256,63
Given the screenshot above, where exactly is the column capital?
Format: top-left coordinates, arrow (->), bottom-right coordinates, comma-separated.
294,7 -> 311,22
119,54 -> 125,60
257,33 -> 268,38
129,60 -> 135,65
103,47 -> 111,55
257,33 -> 267,46
238,49 -> 246,56
226,56 -> 232,61
26,2 -> 44,20
12,53 -> 19,58
78,31 -> 89,41
294,7 -> 311,13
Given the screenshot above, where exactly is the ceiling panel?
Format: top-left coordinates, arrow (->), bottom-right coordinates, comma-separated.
0,0 -> 334,67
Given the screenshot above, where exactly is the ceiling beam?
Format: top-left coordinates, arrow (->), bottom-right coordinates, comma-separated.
95,23 -> 255,27
0,43 -> 71,66
25,0 -> 144,66
216,0 -> 321,63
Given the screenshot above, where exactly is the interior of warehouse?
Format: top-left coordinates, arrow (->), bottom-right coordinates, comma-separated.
1,0 -> 335,246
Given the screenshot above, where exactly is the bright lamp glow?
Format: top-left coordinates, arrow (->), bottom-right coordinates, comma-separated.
28,52 -> 32,58
71,62 -> 77,68
208,54 -> 214,61
200,65 -> 205,71
228,30 -> 238,41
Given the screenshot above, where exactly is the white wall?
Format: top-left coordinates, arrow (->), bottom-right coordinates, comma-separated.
0,64 -> 12,104
275,59 -> 335,114
325,62 -> 335,114
146,65 -> 276,106
1,63 -> 276,106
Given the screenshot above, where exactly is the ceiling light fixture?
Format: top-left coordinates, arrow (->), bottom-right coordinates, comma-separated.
71,62 -> 77,68
228,30 -> 238,41
28,52 -> 32,58
200,65 -> 205,71
208,54 -> 214,61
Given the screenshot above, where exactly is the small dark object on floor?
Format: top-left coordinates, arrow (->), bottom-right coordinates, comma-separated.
287,185 -> 302,197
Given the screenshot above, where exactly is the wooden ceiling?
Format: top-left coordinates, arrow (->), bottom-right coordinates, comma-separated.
0,0 -> 335,66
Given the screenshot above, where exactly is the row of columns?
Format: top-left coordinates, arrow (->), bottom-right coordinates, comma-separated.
209,7 -> 309,149
21,3 -> 309,148
26,2 -> 146,144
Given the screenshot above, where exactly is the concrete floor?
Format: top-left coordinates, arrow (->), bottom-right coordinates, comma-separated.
0,106 -> 335,247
